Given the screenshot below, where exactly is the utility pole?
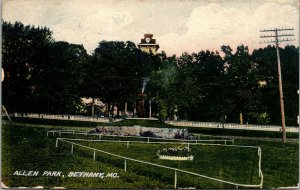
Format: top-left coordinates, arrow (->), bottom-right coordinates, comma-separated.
260,28 -> 295,143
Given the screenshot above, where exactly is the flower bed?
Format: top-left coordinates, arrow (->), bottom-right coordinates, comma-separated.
158,155 -> 194,161
157,146 -> 193,161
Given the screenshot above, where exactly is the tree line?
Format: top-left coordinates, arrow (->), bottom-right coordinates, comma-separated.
2,21 -> 298,126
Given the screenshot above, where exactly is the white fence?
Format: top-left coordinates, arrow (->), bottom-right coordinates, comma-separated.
51,130 -> 263,189
166,121 -> 299,133
12,113 -> 123,123
47,130 -> 234,145
10,112 -> 297,133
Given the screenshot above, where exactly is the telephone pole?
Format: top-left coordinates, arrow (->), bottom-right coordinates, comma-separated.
260,28 -> 295,143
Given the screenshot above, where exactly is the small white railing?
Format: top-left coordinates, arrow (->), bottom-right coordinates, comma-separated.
12,113 -> 123,123
166,121 -> 298,133
47,130 -> 234,145
52,130 -> 263,189
10,113 -> 298,133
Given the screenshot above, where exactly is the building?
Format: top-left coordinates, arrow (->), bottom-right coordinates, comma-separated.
137,34 -> 159,55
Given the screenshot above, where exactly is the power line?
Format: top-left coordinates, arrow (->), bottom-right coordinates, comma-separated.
260,27 -> 295,143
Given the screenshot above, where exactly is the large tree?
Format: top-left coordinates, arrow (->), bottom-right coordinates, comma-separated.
85,41 -> 147,116
2,21 -> 53,113
45,41 -> 88,114
175,50 -> 225,121
252,45 -> 299,126
147,51 -> 177,120
221,45 -> 263,124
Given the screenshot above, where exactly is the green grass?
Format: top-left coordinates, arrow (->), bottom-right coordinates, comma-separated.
63,139 -> 260,186
1,123 -> 172,189
7,117 -> 299,139
234,139 -> 299,188
2,122 -> 298,189
186,127 -> 299,139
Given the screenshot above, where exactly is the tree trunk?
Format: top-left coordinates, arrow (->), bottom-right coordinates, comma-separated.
110,102 -> 115,116
91,98 -> 95,117
124,101 -> 127,115
107,103 -> 111,117
239,112 -> 243,125
117,102 -> 120,117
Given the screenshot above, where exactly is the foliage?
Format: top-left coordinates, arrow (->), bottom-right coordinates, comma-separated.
2,20 -> 299,126
2,21 -> 53,113
46,41 -> 89,114
221,45 -> 262,124
2,21 -> 88,114
175,50 -> 225,121
252,45 -> 299,126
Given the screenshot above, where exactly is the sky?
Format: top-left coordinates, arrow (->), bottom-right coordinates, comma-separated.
2,0 -> 299,56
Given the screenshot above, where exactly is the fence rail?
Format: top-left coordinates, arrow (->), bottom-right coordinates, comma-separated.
52,130 -> 263,189
166,121 -> 298,133
8,113 -> 298,133
47,130 -> 234,144
11,113 -> 123,123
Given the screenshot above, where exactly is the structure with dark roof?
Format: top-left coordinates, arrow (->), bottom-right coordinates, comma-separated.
137,34 -> 159,55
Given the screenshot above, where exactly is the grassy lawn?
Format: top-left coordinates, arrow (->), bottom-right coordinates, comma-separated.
62,138 -> 261,187
1,123 -> 172,189
8,117 -> 299,139
2,121 -> 299,189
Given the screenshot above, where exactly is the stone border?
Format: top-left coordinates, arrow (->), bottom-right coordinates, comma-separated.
158,155 -> 194,161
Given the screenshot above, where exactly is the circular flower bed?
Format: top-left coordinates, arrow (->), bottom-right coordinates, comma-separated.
157,146 -> 193,161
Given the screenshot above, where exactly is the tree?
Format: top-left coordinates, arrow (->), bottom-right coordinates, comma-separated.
45,41 -> 88,114
222,45 -> 263,124
85,41 -> 145,116
148,52 -> 177,120
252,45 -> 299,125
2,21 -> 53,113
175,50 -> 225,121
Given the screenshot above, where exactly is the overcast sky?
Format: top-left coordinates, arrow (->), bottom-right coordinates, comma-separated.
3,0 -> 299,56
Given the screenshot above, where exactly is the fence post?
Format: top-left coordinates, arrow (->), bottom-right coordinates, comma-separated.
56,139 -> 58,148
99,134 -> 101,140
59,132 -> 61,137
127,141 -> 129,149
258,148 -> 261,177
174,170 -> 177,189
71,144 -> 74,154
124,159 -> 127,172
225,140 -> 227,145
147,137 -> 150,144
187,143 -> 190,152
93,150 -> 96,161
47,132 -> 49,137
52,132 -> 55,136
